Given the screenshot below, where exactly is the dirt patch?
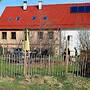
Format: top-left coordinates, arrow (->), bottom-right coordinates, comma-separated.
43,76 -> 63,87
0,87 -> 9,90
0,77 -> 15,83
18,75 -> 63,88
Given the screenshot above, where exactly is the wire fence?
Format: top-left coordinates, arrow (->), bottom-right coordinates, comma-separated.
0,52 -> 89,78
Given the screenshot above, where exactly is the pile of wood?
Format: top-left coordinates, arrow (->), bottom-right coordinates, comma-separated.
80,50 -> 90,59
80,50 -> 90,77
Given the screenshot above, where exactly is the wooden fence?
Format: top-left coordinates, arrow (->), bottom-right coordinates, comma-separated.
0,53 -> 89,78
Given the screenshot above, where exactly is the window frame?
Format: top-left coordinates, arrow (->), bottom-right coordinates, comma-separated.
32,16 -> 36,20
38,32 -> 43,39
2,32 -> 7,39
16,16 -> 20,21
11,32 -> 16,39
43,16 -> 48,20
48,31 -> 54,39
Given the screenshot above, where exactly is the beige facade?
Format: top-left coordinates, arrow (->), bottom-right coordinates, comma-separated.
0,30 -> 61,55
0,31 -> 24,48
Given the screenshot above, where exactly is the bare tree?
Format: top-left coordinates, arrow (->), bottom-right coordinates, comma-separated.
78,30 -> 90,51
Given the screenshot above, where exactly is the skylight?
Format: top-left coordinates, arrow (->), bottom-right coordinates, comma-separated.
16,16 -> 20,21
8,17 -> 13,22
43,16 -> 48,20
32,16 -> 36,20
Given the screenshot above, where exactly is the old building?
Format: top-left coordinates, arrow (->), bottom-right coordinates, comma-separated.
0,1 -> 90,55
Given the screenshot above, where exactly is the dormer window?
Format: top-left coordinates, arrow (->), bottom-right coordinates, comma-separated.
32,16 -> 36,20
16,16 -> 20,21
43,16 -> 48,20
8,17 -> 13,22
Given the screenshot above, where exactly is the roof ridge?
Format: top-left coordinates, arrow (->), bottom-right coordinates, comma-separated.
5,2 -> 90,8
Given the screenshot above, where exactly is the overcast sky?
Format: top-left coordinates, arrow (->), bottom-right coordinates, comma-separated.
0,0 -> 90,15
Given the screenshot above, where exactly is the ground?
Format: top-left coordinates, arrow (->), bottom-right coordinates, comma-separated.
0,74 -> 89,90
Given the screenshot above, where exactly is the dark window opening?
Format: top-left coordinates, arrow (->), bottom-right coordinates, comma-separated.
48,32 -> 53,39
11,32 -> 16,39
38,32 -> 43,39
2,32 -> 7,39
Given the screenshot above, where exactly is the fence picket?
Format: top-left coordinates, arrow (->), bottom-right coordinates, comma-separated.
0,52 -> 89,78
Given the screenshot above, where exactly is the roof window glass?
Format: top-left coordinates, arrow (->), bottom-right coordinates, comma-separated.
8,17 -> 13,21
32,16 -> 36,20
43,16 -> 48,20
16,16 -> 20,21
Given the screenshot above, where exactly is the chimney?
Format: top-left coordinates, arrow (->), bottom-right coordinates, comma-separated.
23,1 -> 27,10
38,0 -> 43,10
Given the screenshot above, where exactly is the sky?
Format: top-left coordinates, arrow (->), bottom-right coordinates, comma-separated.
0,0 -> 90,15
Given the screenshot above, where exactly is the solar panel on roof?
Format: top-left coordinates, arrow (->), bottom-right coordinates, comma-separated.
85,6 -> 90,12
78,6 -> 85,12
70,6 -> 78,13
70,6 -> 90,13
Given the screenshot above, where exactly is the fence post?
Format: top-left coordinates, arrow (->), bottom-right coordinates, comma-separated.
0,55 -> 3,78
23,29 -> 30,79
65,40 -> 68,74
24,51 -> 28,79
48,54 -> 51,75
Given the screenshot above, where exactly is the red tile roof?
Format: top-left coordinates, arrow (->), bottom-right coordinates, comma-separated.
0,3 -> 90,29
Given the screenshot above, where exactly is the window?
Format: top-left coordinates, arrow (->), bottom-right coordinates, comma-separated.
38,32 -> 43,39
2,32 -> 7,39
16,16 -> 20,21
48,32 -> 53,39
43,16 -> 48,20
32,16 -> 36,20
11,32 -> 16,39
8,17 -> 13,22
